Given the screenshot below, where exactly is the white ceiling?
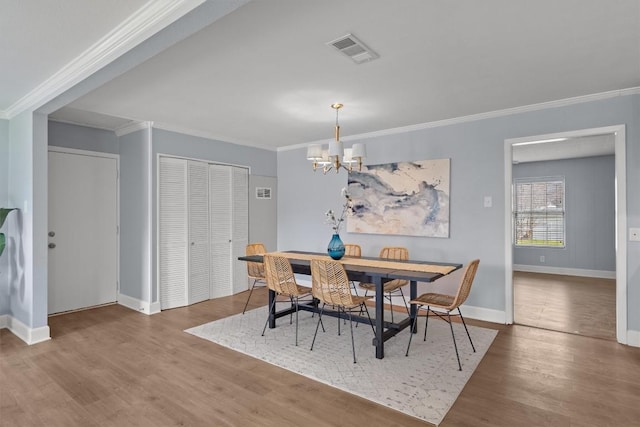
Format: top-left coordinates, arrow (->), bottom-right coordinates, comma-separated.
3,0 -> 640,152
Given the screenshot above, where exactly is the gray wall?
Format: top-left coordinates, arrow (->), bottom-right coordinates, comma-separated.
48,121 -> 119,154
513,155 -> 615,272
119,128 -> 151,301
277,94 -> 640,330
249,175 -> 277,252
0,119 -> 8,315
6,111 -> 48,330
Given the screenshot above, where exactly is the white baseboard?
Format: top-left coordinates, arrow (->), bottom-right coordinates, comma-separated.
0,314 -> 51,345
459,304 -> 507,324
627,330 -> 640,347
513,264 -> 616,279
118,293 -> 160,315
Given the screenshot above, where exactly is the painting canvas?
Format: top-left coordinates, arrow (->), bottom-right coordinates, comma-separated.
347,159 -> 450,237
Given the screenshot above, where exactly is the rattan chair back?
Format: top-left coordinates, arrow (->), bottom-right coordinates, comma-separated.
449,259 -> 480,310
246,243 -> 266,280
263,254 -> 303,296
379,246 -> 408,261
380,246 -> 409,287
344,243 -> 361,257
311,258 -> 357,307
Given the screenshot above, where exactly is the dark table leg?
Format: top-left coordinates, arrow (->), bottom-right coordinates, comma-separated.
374,276 -> 384,359
410,280 -> 418,333
268,288 -> 276,329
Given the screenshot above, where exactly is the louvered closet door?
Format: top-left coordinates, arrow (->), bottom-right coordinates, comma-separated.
188,161 -> 210,304
231,167 -> 249,294
159,157 -> 188,309
209,164 -> 232,298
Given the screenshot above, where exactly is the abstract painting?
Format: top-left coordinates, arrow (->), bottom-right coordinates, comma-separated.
347,159 -> 450,237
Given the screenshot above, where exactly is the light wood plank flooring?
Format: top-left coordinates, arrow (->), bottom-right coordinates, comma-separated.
1,288 -> 639,426
514,271 -> 616,340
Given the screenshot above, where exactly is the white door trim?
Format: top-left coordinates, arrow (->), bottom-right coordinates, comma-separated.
47,146 -> 121,309
504,125 -> 627,344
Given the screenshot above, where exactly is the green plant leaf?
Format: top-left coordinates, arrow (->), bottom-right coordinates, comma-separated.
0,233 -> 5,257
0,208 -> 17,229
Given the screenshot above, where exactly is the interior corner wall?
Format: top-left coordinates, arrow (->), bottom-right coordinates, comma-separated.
0,119 -> 9,315
7,111 -> 36,328
118,128 -> 151,303
276,94 -> 640,332
513,155 -> 615,272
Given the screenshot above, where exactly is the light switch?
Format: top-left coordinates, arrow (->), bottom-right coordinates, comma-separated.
630,228 -> 640,242
483,196 -> 492,208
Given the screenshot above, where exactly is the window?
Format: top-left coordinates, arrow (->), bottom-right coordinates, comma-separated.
514,177 -> 565,247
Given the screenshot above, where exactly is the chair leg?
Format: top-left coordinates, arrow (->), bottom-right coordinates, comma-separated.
405,304 -> 421,356
310,304 -> 326,351
458,307 -> 476,353
361,303 -> 375,335
242,279 -> 258,314
387,293 -> 394,323
423,306 -> 430,341
447,311 -> 462,371
347,309 -> 357,363
261,294 -> 279,337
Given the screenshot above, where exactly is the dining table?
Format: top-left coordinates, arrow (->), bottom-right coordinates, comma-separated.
237,250 -> 462,359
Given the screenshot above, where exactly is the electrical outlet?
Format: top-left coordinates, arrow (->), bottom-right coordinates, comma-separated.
540,255 -> 545,263
483,196 -> 492,208
630,228 -> 640,242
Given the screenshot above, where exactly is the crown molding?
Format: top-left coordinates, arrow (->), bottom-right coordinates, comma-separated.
116,121 -> 152,137
3,0 -> 205,119
279,86 -> 640,152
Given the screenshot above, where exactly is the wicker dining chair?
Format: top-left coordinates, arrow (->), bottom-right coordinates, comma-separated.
358,246 -> 410,322
261,254 -> 313,346
405,259 -> 480,370
310,258 -> 374,363
242,243 -> 267,314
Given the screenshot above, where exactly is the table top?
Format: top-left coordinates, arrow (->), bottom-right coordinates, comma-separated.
238,250 -> 462,283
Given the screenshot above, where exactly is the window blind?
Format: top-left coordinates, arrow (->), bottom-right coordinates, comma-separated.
514,178 -> 565,247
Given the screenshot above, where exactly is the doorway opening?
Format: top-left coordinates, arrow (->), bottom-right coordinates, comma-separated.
504,125 -> 627,343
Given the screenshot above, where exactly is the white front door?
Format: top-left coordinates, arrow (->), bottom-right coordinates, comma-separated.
48,149 -> 118,314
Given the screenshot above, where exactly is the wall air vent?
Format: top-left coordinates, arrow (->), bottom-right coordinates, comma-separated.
326,33 -> 379,64
256,187 -> 272,199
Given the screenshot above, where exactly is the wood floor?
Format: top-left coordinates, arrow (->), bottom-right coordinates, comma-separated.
514,271 -> 616,340
1,288 -> 639,426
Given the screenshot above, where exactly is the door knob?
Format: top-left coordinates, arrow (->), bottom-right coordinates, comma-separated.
48,243 -> 56,249
48,231 -> 55,237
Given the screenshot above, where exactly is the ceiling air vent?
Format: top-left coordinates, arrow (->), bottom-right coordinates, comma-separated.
327,33 -> 378,64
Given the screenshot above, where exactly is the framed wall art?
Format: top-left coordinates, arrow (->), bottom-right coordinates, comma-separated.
347,159 -> 450,237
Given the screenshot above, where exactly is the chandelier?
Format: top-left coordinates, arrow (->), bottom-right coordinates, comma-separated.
306,103 -> 366,174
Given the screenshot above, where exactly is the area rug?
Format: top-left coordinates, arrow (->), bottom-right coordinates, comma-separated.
185,306 -> 497,426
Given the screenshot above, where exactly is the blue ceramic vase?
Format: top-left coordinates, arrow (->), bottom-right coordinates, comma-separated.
327,233 -> 345,260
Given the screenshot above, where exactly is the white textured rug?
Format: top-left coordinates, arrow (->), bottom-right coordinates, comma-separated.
185,306 -> 497,426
